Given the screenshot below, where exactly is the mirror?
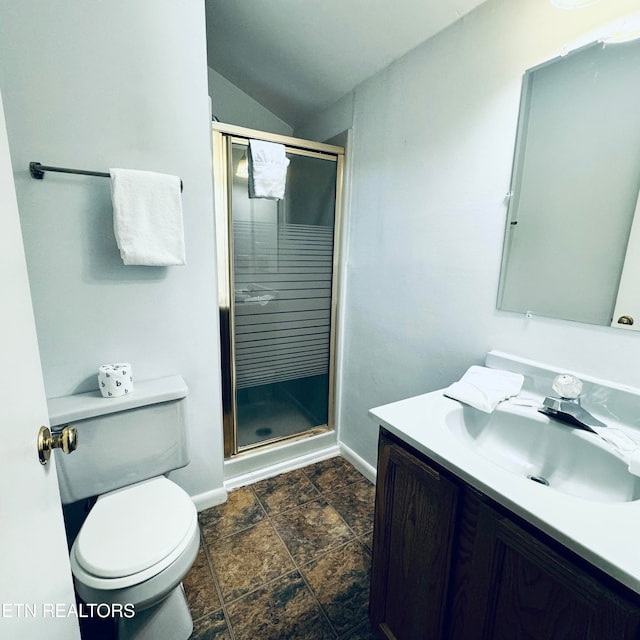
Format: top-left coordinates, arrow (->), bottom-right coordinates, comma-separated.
498,38 -> 640,327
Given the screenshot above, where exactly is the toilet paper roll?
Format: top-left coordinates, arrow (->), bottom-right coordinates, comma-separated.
98,363 -> 134,398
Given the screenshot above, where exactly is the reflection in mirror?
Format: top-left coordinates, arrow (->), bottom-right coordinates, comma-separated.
498,38 -> 640,327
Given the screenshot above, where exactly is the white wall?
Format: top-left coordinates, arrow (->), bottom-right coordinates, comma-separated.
298,0 -> 640,466
0,0 -> 225,500
4,0 -> 639,493
208,67 -> 293,136
294,92 -> 354,143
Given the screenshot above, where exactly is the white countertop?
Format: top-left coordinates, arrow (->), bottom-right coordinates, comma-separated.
369,389 -> 640,595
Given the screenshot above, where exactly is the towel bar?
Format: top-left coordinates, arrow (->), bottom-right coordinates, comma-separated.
29,162 -> 183,191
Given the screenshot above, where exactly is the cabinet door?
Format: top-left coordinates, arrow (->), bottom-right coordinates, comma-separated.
370,431 -> 459,640
455,499 -> 640,640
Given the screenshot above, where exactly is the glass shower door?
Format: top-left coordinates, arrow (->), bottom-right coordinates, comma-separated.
226,138 -> 340,453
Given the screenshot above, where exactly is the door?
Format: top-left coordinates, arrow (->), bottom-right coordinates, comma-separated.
455,499 -> 640,640
213,124 -> 343,457
0,92 -> 80,639
370,431 -> 459,640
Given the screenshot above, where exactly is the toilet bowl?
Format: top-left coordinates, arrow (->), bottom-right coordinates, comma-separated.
71,477 -> 199,640
48,375 -> 199,640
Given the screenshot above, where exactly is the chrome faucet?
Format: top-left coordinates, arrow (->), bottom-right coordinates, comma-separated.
538,374 -> 606,433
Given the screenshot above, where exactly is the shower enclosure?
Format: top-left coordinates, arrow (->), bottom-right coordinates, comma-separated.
212,123 -> 344,458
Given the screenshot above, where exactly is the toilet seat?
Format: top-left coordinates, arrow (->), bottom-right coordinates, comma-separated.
71,476 -> 198,590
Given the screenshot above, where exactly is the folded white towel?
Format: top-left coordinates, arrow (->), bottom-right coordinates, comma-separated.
444,366 -> 525,413
110,168 -> 186,266
592,426 -> 640,454
248,140 -> 290,200
589,426 -> 640,477
629,450 -> 640,477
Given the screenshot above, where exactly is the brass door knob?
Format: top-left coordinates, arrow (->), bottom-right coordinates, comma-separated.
617,315 -> 634,326
37,425 -> 78,465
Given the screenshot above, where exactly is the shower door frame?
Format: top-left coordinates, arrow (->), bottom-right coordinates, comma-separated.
212,122 -> 344,459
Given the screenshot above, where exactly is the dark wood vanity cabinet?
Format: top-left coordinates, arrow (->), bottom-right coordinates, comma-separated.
369,429 -> 460,639
370,428 -> 640,640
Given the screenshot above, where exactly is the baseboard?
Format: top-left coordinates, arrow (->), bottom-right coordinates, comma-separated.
339,441 -> 377,484
224,442 -> 340,491
191,486 -> 228,512
195,439 -> 375,506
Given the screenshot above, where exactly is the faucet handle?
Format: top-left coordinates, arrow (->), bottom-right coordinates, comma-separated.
542,396 -> 562,412
552,374 -> 583,400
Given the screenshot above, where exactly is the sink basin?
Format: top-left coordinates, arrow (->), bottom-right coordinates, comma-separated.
446,403 -> 640,503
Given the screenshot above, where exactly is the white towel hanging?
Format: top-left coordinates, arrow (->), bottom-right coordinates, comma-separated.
110,168 -> 186,266
248,140 -> 290,200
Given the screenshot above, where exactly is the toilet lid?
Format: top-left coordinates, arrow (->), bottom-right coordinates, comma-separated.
74,477 -> 196,579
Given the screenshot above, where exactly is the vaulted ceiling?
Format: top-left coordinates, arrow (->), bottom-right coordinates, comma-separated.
205,0 -> 488,128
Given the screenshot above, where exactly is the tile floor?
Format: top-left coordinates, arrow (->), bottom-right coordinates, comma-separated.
184,456 -> 377,640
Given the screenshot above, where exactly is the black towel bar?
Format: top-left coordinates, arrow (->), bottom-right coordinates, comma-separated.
29,162 -> 183,191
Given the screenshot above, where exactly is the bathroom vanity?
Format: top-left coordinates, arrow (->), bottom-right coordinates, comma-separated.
368,353 -> 640,640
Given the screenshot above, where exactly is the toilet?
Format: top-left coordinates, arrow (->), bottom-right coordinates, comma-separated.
48,375 -> 199,640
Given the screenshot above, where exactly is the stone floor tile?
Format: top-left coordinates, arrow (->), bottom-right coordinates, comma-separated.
359,529 -> 374,552
339,618 -> 378,640
253,467 -> 320,515
208,519 -> 295,602
183,544 -> 221,620
226,571 -> 335,640
190,609 -> 231,640
325,479 -> 375,537
271,498 -> 354,565
301,540 -> 371,636
304,457 -> 366,494
199,487 -> 264,543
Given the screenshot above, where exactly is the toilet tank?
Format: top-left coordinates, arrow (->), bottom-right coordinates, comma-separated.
48,375 -> 189,504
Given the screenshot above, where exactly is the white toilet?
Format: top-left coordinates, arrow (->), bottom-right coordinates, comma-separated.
49,375 -> 199,640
